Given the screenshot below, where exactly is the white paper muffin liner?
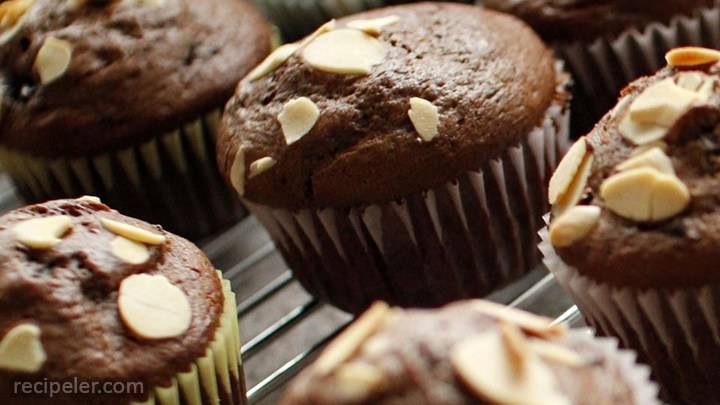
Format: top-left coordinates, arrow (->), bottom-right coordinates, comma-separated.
540,226 -> 720,404
244,78 -> 570,314
131,271 -> 246,405
0,111 -> 246,240
560,329 -> 660,405
556,6 -> 720,134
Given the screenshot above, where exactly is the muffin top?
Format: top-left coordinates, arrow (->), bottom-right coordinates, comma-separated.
482,0 -> 717,42
218,2 -> 566,210
0,0 -> 272,158
0,197 -> 223,398
548,47 -> 720,288
281,301 -> 650,405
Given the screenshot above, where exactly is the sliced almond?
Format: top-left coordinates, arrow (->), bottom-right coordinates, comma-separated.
77,195 -> 101,203
247,43 -> 301,82
347,15 -> 400,36
110,236 -> 150,264
549,205 -> 601,248
0,323 -> 46,373
314,302 -> 390,375
552,153 -> 594,216
100,218 -> 165,245
549,137 -> 588,205
14,215 -> 73,249
302,28 -> 385,75
334,362 -> 384,401
675,72 -> 705,91
278,97 -> 319,145
118,274 -> 192,340
666,47 -> 720,67
299,20 -> 336,48
0,0 -> 33,45
600,167 -> 690,222
452,331 -> 570,405
34,36 -> 72,85
248,156 -> 276,179
230,147 -> 245,196
528,339 -> 588,368
408,97 -> 439,141
470,300 -> 566,338
499,323 -> 530,378
617,147 -> 674,175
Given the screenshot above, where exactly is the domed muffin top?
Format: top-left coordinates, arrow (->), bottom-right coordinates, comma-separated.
218,2 -> 566,210
0,0 -> 272,158
548,46 -> 720,288
482,0 -> 716,42
0,197 -> 223,393
281,301 -> 647,405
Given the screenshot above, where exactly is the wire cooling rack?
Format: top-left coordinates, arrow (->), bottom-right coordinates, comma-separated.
0,173 -> 583,405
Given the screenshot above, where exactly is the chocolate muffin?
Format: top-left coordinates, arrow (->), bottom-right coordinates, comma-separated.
0,0 -> 273,240
482,0 -> 720,136
281,301 -> 659,404
0,197 -> 244,404
218,2 -> 571,314
540,46 -> 720,404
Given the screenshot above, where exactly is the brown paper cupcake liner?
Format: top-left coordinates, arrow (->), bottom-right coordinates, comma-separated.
556,6 -> 720,135
562,329 -> 660,405
540,226 -> 720,405
131,271 -> 246,405
245,78 -> 570,314
0,111 -> 246,241
255,0 -> 471,40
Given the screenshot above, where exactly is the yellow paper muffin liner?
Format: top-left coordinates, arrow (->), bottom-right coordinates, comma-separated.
556,6 -> 720,134
245,64 -> 570,314
540,224 -> 720,404
130,271 -> 245,405
0,111 -> 245,240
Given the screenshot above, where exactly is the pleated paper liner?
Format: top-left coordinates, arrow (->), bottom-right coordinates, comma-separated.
559,329 -> 660,405
0,110 -> 246,241
540,226 -> 720,405
245,78 -> 570,314
131,271 -> 245,405
254,0 -> 472,40
556,6 -> 720,136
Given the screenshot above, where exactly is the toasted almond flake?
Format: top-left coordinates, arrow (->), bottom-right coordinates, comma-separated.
0,323 -> 46,373
552,153 -> 594,216
617,147 -> 674,175
302,28 -> 385,75
0,0 -> 33,45
675,71 -> 705,91
278,97 -> 319,144
452,331 -> 570,405
666,47 -> 720,67
549,205 -> 601,248
34,36 -> 72,84
100,218 -> 165,245
347,15 -> 400,36
299,20 -> 336,48
77,195 -> 101,203
629,79 -> 703,127
247,43 -> 301,82
13,216 -> 72,249
118,274 -> 192,340
110,236 -> 150,264
470,300 -> 566,338
408,97 -> 439,141
230,148 -> 245,196
314,302 -> 390,375
248,156 -> 277,179
600,167 -> 689,222
528,339 -> 588,368
549,137 -> 588,205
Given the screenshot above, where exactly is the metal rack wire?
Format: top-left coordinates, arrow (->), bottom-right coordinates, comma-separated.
0,174 -> 582,405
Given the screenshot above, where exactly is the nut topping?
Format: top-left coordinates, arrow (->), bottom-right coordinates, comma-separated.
100,218 -> 165,245
0,323 -> 46,373
302,28 -> 385,75
34,37 -> 73,85
666,47 -> 720,67
13,216 -> 73,249
408,97 -> 439,141
347,15 -> 400,36
549,205 -> 601,248
278,97 -> 320,145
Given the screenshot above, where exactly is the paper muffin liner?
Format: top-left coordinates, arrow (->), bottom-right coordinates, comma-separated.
131,271 -> 246,405
540,226 -> 720,404
562,329 -> 660,405
245,84 -> 570,314
0,110 -> 246,241
556,6 -> 720,135
253,0 -> 471,40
